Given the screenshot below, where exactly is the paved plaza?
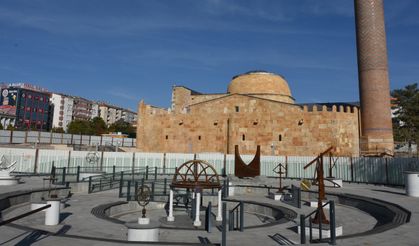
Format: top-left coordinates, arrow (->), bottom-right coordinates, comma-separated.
1,176 -> 419,245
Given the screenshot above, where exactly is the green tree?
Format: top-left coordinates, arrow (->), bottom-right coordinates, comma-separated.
51,127 -> 65,133
90,117 -> 107,135
67,119 -> 93,135
391,83 -> 419,144
6,124 -> 15,130
108,119 -> 136,138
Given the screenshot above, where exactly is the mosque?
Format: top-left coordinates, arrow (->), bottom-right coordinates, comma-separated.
136,71 -> 360,156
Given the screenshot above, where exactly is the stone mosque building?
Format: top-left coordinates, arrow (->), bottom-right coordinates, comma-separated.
137,71 -> 360,156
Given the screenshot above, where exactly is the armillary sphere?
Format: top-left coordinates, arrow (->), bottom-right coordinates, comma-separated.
137,185 -> 151,207
85,152 -> 99,165
137,184 -> 151,218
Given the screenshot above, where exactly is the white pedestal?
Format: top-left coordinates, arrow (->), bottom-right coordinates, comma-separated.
325,178 -> 343,188
79,172 -> 105,181
405,171 -> 419,197
138,217 -> 150,224
298,225 -> 343,238
45,199 -> 61,225
126,221 -> 159,242
228,182 -> 234,196
268,192 -> 283,200
167,216 -> 174,222
309,201 -> 329,209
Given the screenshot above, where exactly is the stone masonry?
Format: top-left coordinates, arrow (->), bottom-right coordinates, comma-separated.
137,71 -> 360,156
355,0 -> 394,155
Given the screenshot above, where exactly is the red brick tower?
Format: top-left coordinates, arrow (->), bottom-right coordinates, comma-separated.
354,0 -> 394,155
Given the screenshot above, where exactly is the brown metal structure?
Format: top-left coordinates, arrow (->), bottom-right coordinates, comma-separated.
234,145 -> 261,178
355,0 -> 394,156
328,154 -> 338,178
273,163 -> 287,192
304,146 -> 335,224
171,160 -> 221,190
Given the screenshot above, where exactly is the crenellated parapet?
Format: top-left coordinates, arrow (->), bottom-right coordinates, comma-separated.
301,104 -> 359,114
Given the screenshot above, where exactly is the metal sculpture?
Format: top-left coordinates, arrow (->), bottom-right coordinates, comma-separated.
234,145 -> 260,178
273,163 -> 287,192
136,184 -> 151,218
171,160 -> 221,189
303,146 -> 335,224
86,152 -> 99,165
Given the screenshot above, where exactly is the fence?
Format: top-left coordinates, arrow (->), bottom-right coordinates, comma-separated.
0,147 -> 418,186
0,130 -> 136,147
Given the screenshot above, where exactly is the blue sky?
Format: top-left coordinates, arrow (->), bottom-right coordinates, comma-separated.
1,0 -> 418,110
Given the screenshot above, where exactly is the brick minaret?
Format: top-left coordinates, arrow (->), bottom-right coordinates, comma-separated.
354,0 -> 394,155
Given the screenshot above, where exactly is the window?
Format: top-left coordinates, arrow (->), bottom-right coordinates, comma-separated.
242,134 -> 245,141
165,135 -> 168,140
279,134 -> 282,141
198,136 -> 201,140
235,106 -> 239,112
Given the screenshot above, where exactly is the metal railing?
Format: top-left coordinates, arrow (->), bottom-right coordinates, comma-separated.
228,201 -> 244,232
0,129 -> 136,147
0,204 -> 51,227
300,200 -> 336,245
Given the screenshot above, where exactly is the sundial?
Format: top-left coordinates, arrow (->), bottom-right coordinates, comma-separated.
136,184 -> 151,218
273,163 -> 287,192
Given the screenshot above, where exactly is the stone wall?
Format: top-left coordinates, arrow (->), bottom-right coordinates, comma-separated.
137,94 -> 360,156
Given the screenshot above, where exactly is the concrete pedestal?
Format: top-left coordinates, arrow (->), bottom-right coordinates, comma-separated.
126,220 -> 159,242
79,171 -> 105,181
405,171 -> 419,197
298,224 -> 343,239
45,198 -> 61,225
309,201 -> 330,209
268,192 -> 283,200
228,182 -> 234,196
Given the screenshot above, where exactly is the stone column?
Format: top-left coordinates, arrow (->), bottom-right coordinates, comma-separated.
193,191 -> 201,227
354,0 -> 394,155
167,189 -> 174,221
216,189 -> 223,221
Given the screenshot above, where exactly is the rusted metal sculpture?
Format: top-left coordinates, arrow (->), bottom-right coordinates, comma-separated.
171,160 -> 221,190
304,146 -> 335,224
234,145 -> 260,178
273,163 -> 287,192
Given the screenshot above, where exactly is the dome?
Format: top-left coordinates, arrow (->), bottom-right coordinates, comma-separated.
228,71 -> 292,97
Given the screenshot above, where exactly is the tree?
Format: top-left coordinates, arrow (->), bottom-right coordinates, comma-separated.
90,117 -> 107,135
51,127 -> 65,133
108,119 -> 136,138
391,83 -> 419,145
0,122 -> 3,130
6,124 -> 15,131
67,119 -> 93,135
